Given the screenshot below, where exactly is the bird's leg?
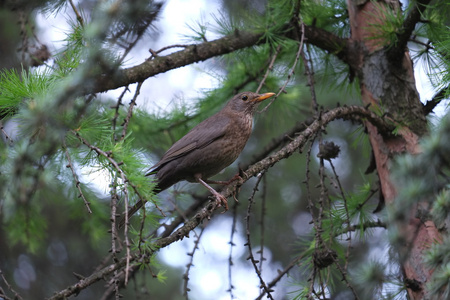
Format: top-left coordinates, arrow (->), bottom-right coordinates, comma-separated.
196,177 -> 229,211
204,173 -> 242,185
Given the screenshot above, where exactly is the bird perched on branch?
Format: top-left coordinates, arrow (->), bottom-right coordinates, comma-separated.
119,91 -> 275,228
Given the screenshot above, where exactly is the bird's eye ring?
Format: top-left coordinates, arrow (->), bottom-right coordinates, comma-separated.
241,95 -> 248,101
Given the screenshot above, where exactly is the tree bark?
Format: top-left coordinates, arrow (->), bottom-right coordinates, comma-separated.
346,0 -> 441,299
93,26 -> 348,94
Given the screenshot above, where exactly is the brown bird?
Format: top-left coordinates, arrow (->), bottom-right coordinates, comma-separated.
119,91 -> 275,227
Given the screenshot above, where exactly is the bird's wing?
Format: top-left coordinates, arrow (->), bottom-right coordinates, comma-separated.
149,113 -> 229,172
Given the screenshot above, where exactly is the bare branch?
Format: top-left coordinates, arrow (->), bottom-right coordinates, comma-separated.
68,0 -> 84,27
63,145 -> 92,213
71,130 -> 132,284
227,196 -> 240,299
423,84 -> 449,115
244,171 -> 274,300
94,25 -> 348,94
328,159 -> 352,271
94,31 -> 264,93
120,82 -> 143,141
149,44 -> 191,59
0,122 -> 13,145
112,86 -> 129,138
255,255 -> 303,300
0,268 -> 23,300
49,105 -> 393,299
388,0 -> 432,62
256,44 -> 281,94
183,228 -> 204,298
260,38 -> 303,113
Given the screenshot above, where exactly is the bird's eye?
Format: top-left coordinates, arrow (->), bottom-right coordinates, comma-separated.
241,95 -> 248,101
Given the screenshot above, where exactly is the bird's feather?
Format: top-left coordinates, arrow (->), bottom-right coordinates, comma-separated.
148,113 -> 230,173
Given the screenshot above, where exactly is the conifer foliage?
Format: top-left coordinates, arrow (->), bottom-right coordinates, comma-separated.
0,0 -> 449,299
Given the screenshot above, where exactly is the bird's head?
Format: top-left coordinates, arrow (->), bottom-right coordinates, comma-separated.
225,92 -> 275,115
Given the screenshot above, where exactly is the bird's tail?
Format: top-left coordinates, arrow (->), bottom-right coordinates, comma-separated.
117,167 -> 180,228
117,171 -> 175,229
117,201 -> 142,229
117,186 -> 163,229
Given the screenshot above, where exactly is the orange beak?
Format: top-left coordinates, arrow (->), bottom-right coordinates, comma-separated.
253,92 -> 275,103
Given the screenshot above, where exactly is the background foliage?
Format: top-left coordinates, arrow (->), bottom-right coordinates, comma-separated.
0,0 -> 449,299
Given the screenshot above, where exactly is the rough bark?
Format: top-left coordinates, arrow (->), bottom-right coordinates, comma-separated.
93,26 -> 348,94
346,0 -> 441,299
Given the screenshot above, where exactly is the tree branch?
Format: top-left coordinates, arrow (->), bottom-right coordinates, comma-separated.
93,30 -> 264,93
423,84 -> 449,115
388,0 -> 432,62
286,7 -> 349,64
48,105 -> 393,299
93,25 -> 349,93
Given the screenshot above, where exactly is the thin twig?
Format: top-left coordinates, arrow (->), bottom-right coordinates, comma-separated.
259,29 -> 305,113
255,44 -> 282,94
112,86 -> 129,138
337,220 -> 387,236
72,130 -> 132,284
301,35 -> 319,114
128,184 -> 166,218
333,260 -> 360,300
300,21 -> 336,297
0,122 -> 14,145
137,200 -> 148,254
245,171 -> 274,300
328,159 -> 352,271
304,139 -> 319,297
183,228 -> 204,299
422,84 -> 449,115
255,255 -> 304,300
68,0 -> 84,26
110,182 -> 121,299
149,44 -> 191,60
117,31 -> 148,64
227,192 -> 240,299
167,196 -> 190,222
63,145 -> 92,213
18,10 -> 28,64
258,174 -> 267,271
317,163 -> 329,298
358,188 -> 379,209
0,268 -> 23,300
121,82 -> 143,141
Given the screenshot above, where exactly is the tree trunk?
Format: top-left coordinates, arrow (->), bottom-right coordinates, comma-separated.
347,1 -> 442,299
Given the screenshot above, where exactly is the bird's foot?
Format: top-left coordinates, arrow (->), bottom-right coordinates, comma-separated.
205,173 -> 242,186
197,177 -> 229,211
214,193 -> 229,211
228,173 -> 243,184
206,189 -> 228,211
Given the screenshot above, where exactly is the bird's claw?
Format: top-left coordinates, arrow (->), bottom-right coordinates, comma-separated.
215,194 -> 228,212
196,177 -> 229,212
230,173 -> 243,184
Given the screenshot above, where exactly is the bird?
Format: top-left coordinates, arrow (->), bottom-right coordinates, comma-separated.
119,91 -> 275,228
